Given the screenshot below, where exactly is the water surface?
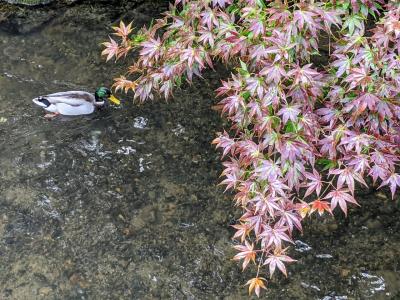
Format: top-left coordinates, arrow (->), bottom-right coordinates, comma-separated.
0,2 -> 399,299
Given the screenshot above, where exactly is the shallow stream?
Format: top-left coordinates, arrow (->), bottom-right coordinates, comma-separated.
0,2 -> 399,299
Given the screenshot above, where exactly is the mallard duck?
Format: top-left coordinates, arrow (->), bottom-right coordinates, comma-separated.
32,87 -> 120,118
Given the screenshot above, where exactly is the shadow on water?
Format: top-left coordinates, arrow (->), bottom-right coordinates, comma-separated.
0,2 -> 399,299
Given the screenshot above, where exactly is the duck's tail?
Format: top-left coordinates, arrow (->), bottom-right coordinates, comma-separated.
32,97 -> 51,108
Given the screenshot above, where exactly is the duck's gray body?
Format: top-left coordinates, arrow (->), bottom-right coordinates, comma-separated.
32,91 -> 101,116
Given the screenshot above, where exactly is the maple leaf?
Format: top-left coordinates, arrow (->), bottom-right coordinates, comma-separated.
219,94 -> 244,116
332,54 -> 351,77
317,7 -> 342,30
345,66 -> 372,90
347,93 -> 380,116
296,201 -> 310,219
379,173 -> 400,199
247,101 -> 263,119
342,14 -> 365,35
246,77 -> 264,100
266,179 -> 290,198
264,248 -> 296,277
160,80 -> 174,99
198,28 -> 215,48
244,213 -> 264,236
329,168 -> 368,194
376,100 -> 393,120
339,133 -> 371,154
232,223 -> 250,243
316,107 -> 341,129
285,161 -> 305,191
304,169 -> 323,197
369,164 -> 390,184
252,194 -> 283,218
346,155 -> 370,174
293,9 -> 317,31
260,224 -> 293,249
260,63 -> 286,84
113,21 -> 133,38
309,199 -> 332,216
250,44 -> 268,61
246,277 -> 267,297
140,37 -> 162,61
279,139 -> 304,163
167,17 -> 185,30
212,131 -> 235,157
181,47 -> 205,68
287,64 -> 322,88
266,7 -> 291,25
277,105 -> 301,124
200,9 -> 218,30
324,189 -> 359,216
113,76 -> 136,93
249,19 -> 265,37
277,207 -> 302,233
211,0 -> 232,8
101,36 -> 119,62
233,240 -> 256,270
254,159 -> 282,182
220,172 -> 240,191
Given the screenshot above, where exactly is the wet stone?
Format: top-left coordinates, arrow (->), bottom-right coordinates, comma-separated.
38,286 -> 52,296
366,219 -> 383,230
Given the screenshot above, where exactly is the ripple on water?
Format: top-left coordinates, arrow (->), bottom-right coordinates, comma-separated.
116,146 -> 136,155
321,295 -> 348,300
294,239 -> 312,252
316,253 -> 333,259
172,123 -> 185,136
356,272 -> 386,297
133,116 -> 148,129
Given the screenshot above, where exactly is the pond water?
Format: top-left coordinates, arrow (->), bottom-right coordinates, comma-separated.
0,2 -> 399,299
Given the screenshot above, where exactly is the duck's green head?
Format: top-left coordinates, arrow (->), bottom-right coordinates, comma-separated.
95,87 -> 120,105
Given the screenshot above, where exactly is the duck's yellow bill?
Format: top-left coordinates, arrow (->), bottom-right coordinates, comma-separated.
108,95 -> 121,105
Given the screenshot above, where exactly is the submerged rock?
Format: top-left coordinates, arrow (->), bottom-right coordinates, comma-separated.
0,0 -> 148,34
2,0 -> 54,5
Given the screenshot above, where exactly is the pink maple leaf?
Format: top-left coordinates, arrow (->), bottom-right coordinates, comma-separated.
101,36 -> 119,62
379,173 -> 400,199
324,189 -> 359,216
304,169 -> 322,197
264,248 -> 296,277
277,105 -> 301,124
